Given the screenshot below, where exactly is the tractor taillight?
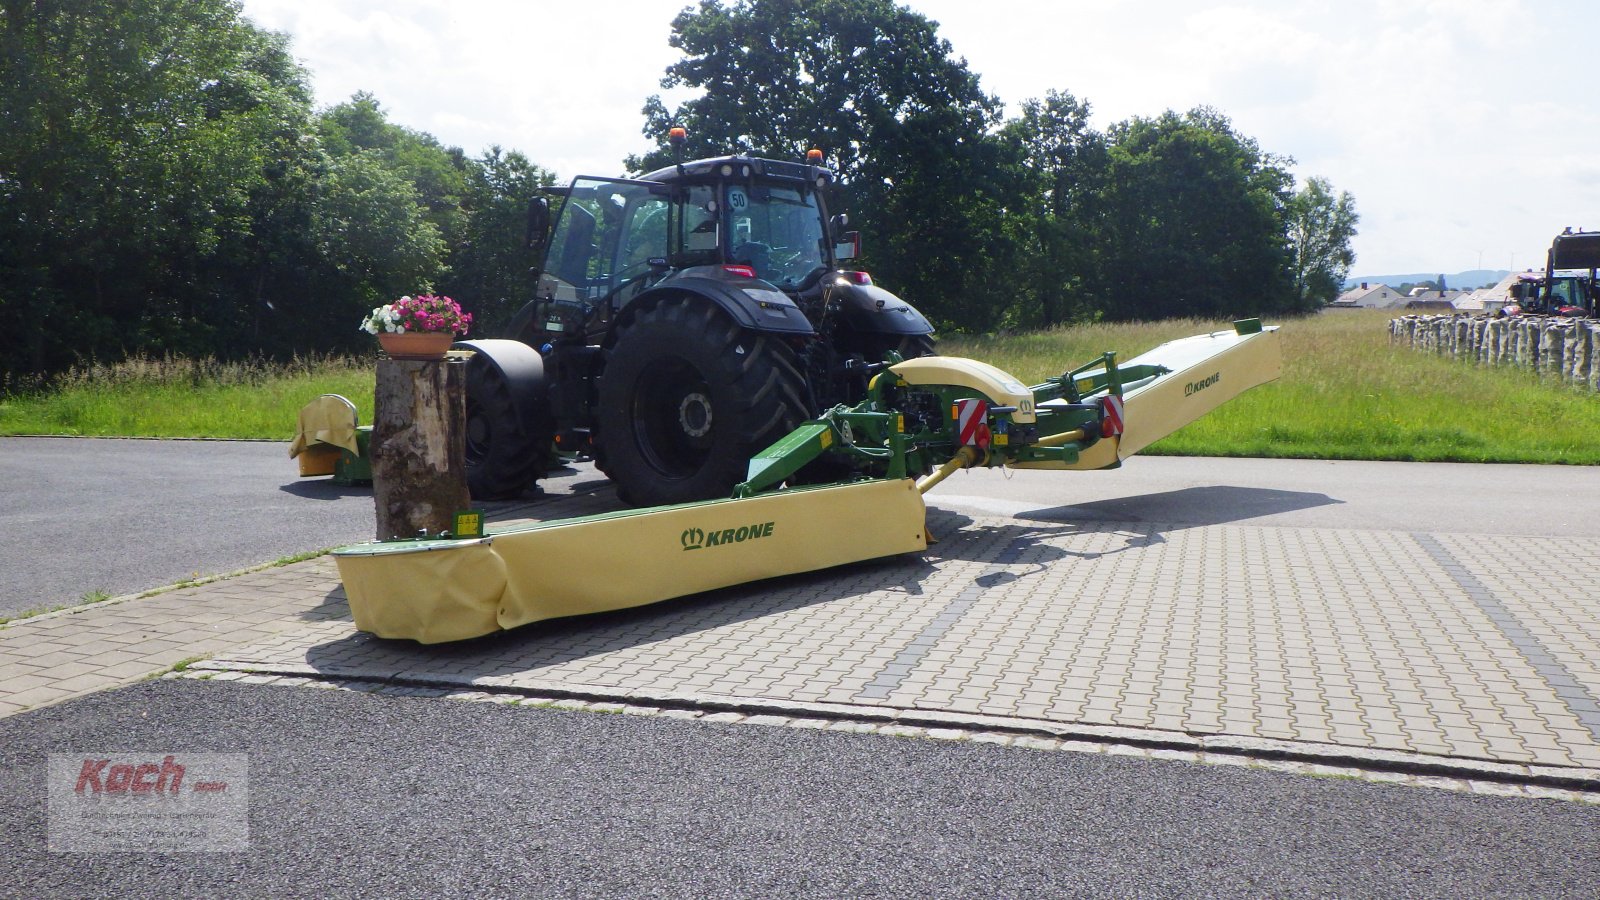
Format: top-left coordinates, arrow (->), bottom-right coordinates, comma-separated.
722,264 -> 757,278
841,271 -> 872,285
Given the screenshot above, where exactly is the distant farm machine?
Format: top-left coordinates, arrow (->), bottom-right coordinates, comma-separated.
317,140 -> 1283,643
1503,228 -> 1600,317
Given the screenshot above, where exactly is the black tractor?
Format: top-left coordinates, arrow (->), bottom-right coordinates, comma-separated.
457,144 -> 936,506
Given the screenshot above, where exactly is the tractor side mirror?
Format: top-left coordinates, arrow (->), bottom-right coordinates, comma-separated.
835,231 -> 862,262
525,196 -> 550,254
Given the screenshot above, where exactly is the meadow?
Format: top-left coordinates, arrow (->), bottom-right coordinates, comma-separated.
0,355 -> 375,440
4,310 -> 1598,464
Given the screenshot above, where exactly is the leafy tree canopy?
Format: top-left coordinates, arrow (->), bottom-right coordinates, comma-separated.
1097,107 -> 1296,320
630,0 -> 1000,184
1287,176 -> 1359,307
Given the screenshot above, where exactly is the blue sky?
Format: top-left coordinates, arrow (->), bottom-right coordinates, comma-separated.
238,0 -> 1600,277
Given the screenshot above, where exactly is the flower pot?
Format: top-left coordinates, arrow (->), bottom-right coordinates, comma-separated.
377,331 -> 454,361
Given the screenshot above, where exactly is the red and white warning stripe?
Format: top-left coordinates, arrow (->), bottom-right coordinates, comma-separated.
954,398 -> 991,448
1101,394 -> 1124,437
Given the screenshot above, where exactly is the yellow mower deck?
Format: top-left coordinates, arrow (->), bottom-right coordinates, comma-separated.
1015,323 -> 1282,471
335,478 -> 928,643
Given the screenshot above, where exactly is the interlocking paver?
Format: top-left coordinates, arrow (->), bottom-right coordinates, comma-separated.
9,486 -> 1600,785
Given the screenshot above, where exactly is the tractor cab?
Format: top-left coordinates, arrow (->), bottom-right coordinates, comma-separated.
516,153 -> 861,347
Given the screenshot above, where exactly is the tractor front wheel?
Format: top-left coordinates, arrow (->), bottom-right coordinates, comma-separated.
596,298 -> 808,506
462,345 -> 550,500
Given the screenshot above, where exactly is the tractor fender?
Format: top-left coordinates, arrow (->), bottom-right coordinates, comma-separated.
830,282 -> 934,336
617,276 -> 816,338
452,338 -> 550,432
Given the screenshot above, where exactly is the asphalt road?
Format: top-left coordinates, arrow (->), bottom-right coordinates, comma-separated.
7,436 -> 1598,618
4,680 -> 1597,898
925,455 -> 1600,538
0,436 -> 565,618
0,437 -> 378,617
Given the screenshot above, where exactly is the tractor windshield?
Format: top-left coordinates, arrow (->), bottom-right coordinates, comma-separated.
725,184 -> 828,288
541,176 -> 830,298
1547,275 -> 1590,311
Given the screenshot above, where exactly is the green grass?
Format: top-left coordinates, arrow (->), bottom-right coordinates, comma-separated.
4,311 -> 1599,463
0,354 -> 375,439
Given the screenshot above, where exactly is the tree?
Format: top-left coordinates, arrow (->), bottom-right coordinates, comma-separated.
440,147 -> 557,336
997,90 -> 1108,328
1286,176 -> 1358,308
317,92 -> 469,244
630,0 -> 1006,329
1097,108 -> 1295,321
633,0 -> 998,179
311,150 -> 446,323
0,0 -> 318,376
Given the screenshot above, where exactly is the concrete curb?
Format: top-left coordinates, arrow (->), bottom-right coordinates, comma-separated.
187,659 -> 1600,794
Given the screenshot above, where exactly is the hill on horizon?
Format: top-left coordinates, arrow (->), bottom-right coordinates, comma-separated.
1344,269 -> 1518,291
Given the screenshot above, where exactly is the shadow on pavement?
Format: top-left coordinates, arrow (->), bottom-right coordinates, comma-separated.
300,549 -> 934,679
1011,484 -> 1341,528
278,480 -> 371,500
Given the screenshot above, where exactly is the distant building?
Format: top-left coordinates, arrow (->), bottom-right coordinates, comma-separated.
1332,282 -> 1406,308
1457,271 -> 1542,312
1403,289 -> 1468,306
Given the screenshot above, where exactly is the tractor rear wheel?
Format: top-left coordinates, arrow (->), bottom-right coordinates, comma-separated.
596,298 -> 808,506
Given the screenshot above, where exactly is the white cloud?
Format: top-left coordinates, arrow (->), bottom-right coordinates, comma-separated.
240,0 -> 1600,277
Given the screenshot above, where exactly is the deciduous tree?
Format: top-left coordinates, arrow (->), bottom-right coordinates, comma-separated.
630,0 -> 1005,329
1097,108 -> 1295,321
998,90 -> 1108,328
0,0 -> 317,376
1286,176 -> 1359,309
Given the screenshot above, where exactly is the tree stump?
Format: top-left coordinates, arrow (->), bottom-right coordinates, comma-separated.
371,358 -> 469,541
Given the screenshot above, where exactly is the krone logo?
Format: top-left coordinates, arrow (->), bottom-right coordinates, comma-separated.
1184,372 -> 1221,397
681,521 -> 775,551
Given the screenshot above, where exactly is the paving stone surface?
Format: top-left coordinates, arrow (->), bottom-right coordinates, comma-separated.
0,560 -> 344,717
172,506 -> 1600,771
6,468 -> 1600,780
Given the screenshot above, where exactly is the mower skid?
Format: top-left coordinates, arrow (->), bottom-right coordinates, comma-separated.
334,478 -> 928,643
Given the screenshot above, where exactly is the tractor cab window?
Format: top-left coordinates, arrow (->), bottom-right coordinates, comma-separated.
670,185 -> 720,269
1548,276 -> 1586,309
542,177 -> 668,303
725,184 -> 827,288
